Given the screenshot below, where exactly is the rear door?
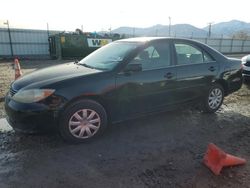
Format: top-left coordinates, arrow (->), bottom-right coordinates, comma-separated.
173,41 -> 219,102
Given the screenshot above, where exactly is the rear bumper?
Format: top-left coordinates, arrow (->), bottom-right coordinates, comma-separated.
227,76 -> 243,94
4,94 -> 58,133
243,69 -> 250,76
242,69 -> 250,82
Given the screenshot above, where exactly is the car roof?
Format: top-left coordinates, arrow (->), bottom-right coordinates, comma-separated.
117,37 -> 196,43
117,37 -> 227,61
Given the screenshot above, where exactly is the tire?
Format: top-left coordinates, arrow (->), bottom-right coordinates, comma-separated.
243,76 -> 250,84
201,84 -> 224,113
59,99 -> 107,143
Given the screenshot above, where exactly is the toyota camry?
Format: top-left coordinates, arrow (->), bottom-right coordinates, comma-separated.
5,37 -> 243,143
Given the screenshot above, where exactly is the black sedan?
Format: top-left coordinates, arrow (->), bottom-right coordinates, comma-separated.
5,37 -> 243,143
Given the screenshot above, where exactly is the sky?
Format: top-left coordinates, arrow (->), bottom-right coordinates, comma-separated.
0,0 -> 249,32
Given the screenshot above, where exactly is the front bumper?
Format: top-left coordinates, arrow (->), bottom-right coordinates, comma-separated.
243,69 -> 250,76
4,94 -> 59,133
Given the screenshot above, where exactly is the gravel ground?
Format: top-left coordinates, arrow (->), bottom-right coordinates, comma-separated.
0,59 -> 250,188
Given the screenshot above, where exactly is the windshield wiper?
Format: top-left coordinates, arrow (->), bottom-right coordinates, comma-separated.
81,63 -> 109,70
80,64 -> 95,69
84,64 -> 110,71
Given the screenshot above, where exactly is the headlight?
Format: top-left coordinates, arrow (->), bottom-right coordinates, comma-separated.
12,89 -> 55,103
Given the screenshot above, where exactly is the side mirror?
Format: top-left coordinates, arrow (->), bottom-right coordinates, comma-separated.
124,63 -> 142,72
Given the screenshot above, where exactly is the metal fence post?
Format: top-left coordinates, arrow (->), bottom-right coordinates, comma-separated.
4,20 -> 13,57
241,39 -> 246,53
230,37 -> 234,53
219,36 -> 223,52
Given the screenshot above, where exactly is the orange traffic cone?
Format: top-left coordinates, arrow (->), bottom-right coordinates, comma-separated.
203,143 -> 246,175
14,58 -> 22,80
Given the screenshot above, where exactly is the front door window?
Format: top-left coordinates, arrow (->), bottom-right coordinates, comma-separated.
130,41 -> 171,70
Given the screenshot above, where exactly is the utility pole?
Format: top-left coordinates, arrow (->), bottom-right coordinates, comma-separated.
168,16 -> 171,37
208,22 -> 213,38
4,20 -> 13,57
133,27 -> 135,37
108,26 -> 112,35
47,23 -> 50,38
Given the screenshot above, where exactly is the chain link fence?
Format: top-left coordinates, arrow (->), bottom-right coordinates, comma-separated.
1,28 -> 250,59
191,37 -> 250,54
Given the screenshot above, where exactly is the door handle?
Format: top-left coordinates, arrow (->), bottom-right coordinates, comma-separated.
208,66 -> 216,72
164,72 -> 174,79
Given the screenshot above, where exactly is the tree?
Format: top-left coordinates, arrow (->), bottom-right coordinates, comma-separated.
232,31 -> 249,40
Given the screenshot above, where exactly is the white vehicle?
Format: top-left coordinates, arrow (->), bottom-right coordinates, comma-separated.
241,55 -> 250,81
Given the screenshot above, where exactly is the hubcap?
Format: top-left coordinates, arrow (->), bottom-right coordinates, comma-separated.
208,88 -> 223,109
68,109 -> 101,139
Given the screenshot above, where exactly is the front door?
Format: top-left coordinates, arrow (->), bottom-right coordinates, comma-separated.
114,40 -> 178,119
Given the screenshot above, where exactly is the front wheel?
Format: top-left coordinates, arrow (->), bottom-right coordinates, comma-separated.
59,99 -> 107,143
202,84 -> 224,113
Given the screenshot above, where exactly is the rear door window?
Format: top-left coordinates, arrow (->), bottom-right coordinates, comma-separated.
174,43 -> 213,65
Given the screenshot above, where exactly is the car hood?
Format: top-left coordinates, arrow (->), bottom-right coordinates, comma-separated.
12,62 -> 102,90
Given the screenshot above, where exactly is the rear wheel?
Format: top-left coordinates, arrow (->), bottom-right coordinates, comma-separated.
59,99 -> 107,143
202,84 -> 224,113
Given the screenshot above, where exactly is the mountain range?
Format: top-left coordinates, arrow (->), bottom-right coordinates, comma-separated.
112,20 -> 250,38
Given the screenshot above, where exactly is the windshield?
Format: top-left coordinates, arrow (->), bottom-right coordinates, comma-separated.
79,42 -> 140,70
